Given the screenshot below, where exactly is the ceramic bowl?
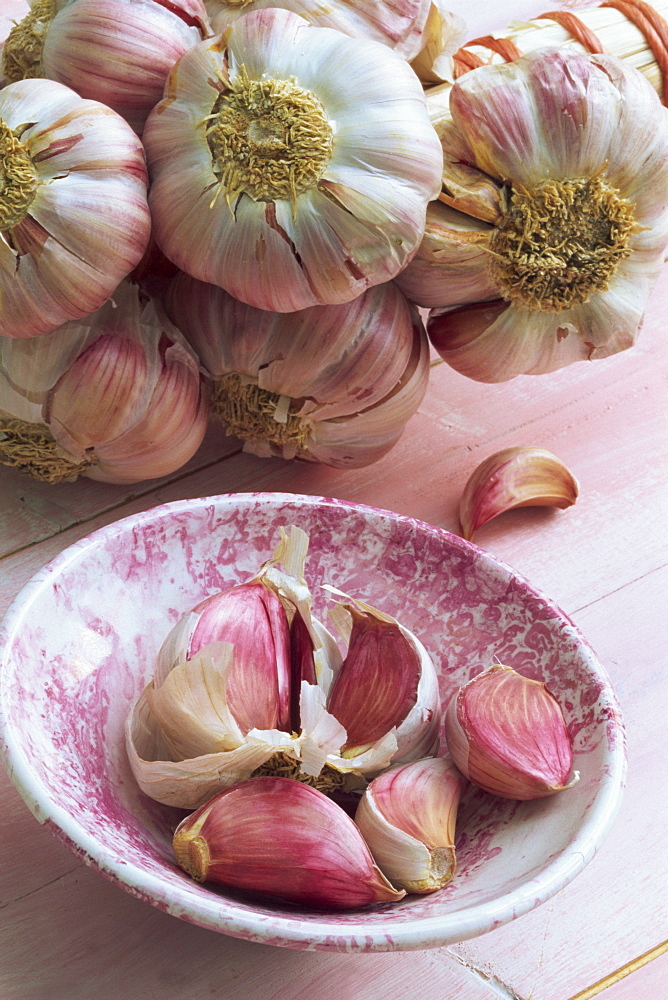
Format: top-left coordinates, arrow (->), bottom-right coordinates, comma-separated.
0,492 -> 626,952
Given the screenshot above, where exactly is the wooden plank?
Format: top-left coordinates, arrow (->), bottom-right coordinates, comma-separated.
3,269 -> 664,614
574,945 -> 668,999
444,565 -> 668,999
0,863 -> 499,1000
0,426 -> 242,561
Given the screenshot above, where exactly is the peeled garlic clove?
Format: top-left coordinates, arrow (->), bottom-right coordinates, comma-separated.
445,664 -> 579,800
173,776 -> 405,909
355,757 -> 466,893
459,446 -> 579,540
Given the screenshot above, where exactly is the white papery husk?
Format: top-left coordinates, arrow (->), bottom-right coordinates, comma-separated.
163,271 -> 430,468
126,528 -> 442,809
0,77 -> 150,338
398,48 -> 668,382
0,280 -> 208,483
2,0 -> 211,135
207,0 -> 466,82
143,8 -> 444,312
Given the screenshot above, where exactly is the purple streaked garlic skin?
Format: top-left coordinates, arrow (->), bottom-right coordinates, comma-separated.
173,776 -> 405,910
355,756 -> 466,893
444,664 -> 580,801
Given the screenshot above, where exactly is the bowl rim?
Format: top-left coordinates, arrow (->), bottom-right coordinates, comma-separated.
0,491 -> 627,951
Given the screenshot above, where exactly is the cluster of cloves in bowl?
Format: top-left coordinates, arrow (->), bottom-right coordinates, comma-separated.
126,526 -> 579,911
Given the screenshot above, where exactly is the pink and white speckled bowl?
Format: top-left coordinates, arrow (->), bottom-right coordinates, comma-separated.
0,493 -> 625,952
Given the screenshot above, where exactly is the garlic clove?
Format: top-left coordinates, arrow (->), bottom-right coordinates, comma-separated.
172,776 -> 405,909
459,446 -> 580,540
186,582 -> 293,735
444,664 -> 580,800
323,589 -> 441,769
355,756 -> 466,893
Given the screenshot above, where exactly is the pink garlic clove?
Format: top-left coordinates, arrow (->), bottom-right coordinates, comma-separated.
173,776 -> 405,910
444,664 -> 579,800
326,605 -> 423,754
459,446 -> 579,540
355,756 -> 466,893
188,582 -> 292,734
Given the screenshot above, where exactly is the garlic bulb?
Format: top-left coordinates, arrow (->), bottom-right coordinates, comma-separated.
0,281 -> 208,484
355,756 -> 466,893
143,8 -> 443,312
2,0 -> 211,135
395,48 -> 668,381
163,271 -> 430,468
444,665 -> 580,800
207,0 -> 467,83
173,776 -> 404,909
0,77 -> 151,339
459,446 -> 580,540
126,527 -> 442,809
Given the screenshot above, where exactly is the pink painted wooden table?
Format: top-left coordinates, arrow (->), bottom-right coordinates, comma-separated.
1,1 -> 667,997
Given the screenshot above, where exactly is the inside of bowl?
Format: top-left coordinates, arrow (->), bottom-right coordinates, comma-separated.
0,494 -> 625,944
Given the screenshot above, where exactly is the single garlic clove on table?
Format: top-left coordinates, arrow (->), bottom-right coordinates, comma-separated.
355,756 -> 466,893
173,776 -> 405,909
459,446 -> 579,540
444,664 -> 579,800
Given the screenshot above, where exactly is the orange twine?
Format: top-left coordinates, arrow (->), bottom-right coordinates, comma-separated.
601,0 -> 668,103
451,0 -> 668,105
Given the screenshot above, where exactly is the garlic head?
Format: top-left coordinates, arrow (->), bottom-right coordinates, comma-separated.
144,8 -> 443,311
0,78 -> 150,338
164,271 -> 430,468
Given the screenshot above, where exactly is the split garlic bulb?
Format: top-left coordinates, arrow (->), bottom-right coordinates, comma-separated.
163,271 -> 430,468
143,7 -> 444,312
0,281 -> 208,484
173,777 -> 404,909
2,0 -> 211,134
126,527 -> 442,809
0,77 -> 150,338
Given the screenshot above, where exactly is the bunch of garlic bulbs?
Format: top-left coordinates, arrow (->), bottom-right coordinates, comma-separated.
0,1 -> 464,482
2,0 -> 668,486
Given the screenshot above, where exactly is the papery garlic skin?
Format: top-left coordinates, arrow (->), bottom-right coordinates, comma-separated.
207,0 -> 466,80
0,281 -> 208,483
444,665 -> 579,800
125,528 -> 443,807
0,78 -> 150,339
173,776 -> 405,909
163,271 -> 430,468
3,0 -> 211,135
355,756 -> 466,893
409,3 -> 467,84
144,8 -> 443,312
459,446 -> 579,540
397,48 -> 668,382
